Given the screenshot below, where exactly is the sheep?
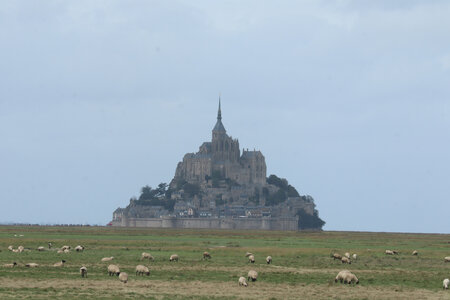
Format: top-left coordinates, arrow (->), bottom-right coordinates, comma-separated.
247,270 -> 258,282
119,272 -> 128,283
61,245 -> 71,251
7,245 -> 13,251
266,256 -> 272,264
335,270 -> 350,283
248,254 -> 255,263
101,257 -> 114,262
203,251 -> 211,260
18,246 -> 24,253
135,265 -> 150,276
385,250 -> 394,255
107,264 -> 120,276
238,276 -> 248,287
443,278 -> 449,289
141,252 -> 154,261
25,263 -> 39,268
75,245 -> 85,252
444,257 -> 450,263
344,252 -> 350,259
245,252 -> 253,257
352,254 -> 357,261
63,249 -> 70,253
341,257 -> 351,264
57,250 -> 64,254
37,246 -> 46,251
12,249 -> 20,253
392,250 -> 399,255
331,253 -> 342,260
412,250 -> 418,256
170,254 -> 179,262
53,260 -> 66,267
48,242 -> 53,249
3,262 -> 17,268
80,266 -> 88,278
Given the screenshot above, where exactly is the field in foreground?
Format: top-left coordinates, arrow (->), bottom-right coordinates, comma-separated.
0,226 -> 449,299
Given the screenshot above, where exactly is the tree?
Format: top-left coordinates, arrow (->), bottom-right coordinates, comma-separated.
297,208 -> 325,230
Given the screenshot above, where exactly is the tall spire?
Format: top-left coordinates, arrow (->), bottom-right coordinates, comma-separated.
218,95 -> 222,120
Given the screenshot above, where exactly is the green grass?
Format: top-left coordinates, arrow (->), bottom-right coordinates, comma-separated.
0,226 -> 449,299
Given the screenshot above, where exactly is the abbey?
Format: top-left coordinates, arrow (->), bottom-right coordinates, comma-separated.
173,101 -> 267,186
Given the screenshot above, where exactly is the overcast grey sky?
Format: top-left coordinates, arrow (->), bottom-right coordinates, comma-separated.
1,1 -> 449,233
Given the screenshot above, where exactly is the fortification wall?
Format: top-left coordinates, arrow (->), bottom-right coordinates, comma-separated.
111,216 -> 298,231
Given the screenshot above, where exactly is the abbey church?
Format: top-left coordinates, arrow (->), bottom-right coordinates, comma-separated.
174,101 -> 266,187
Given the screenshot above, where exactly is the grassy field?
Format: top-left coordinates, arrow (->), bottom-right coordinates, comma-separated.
0,226 -> 449,299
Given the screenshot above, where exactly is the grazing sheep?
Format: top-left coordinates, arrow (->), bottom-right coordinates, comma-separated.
80,266 -> 88,278
3,262 -> 17,268
7,245 -> 13,251
443,278 -> 449,289
48,242 -> 52,249
412,250 -> 418,256
119,272 -> 128,283
344,252 -> 350,259
335,270 -> 350,283
247,270 -> 258,282
141,252 -> 154,261
63,249 -> 70,253
385,250 -> 394,255
107,264 -> 120,276
245,252 -> 253,257
203,252 -> 211,260
444,257 -> 450,263
392,250 -> 399,255
12,249 -> 19,253
238,276 -> 248,287
248,255 -> 255,263
352,254 -> 357,261
170,254 -> 179,262
101,257 -> 114,262
25,263 -> 39,268
135,265 -> 150,276
37,246 -> 45,251
341,257 -> 351,264
331,253 -> 342,260
266,256 -> 272,264
18,246 -> 24,253
53,260 -> 66,267
61,245 -> 71,251
75,245 -> 85,252
57,250 -> 64,254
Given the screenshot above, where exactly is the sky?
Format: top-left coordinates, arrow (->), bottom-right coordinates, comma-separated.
0,0 -> 449,233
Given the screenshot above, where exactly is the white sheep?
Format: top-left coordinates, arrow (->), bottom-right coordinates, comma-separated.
266,256 -> 272,264
75,245 -> 85,252
53,260 -> 66,267
107,264 -> 120,276
37,246 -> 46,251
119,272 -> 128,283
170,254 -> 179,262
341,257 -> 351,264
248,255 -> 255,263
25,263 -> 39,268
238,276 -> 248,287
18,246 -> 24,253
385,250 -> 394,255
344,252 -> 350,259
101,257 -> 114,262
3,262 -> 17,268
335,270 -> 350,283
343,272 -> 359,284
141,252 -> 154,261
61,246 -> 71,251
7,245 -> 13,251
80,266 -> 88,278
247,270 -> 258,282
412,250 -> 418,256
444,257 -> 450,263
245,252 -> 253,257
352,254 -> 357,260
203,252 -> 211,259
331,253 -> 342,260
135,265 -> 150,276
48,242 -> 52,249
63,249 -> 70,253
443,278 -> 449,289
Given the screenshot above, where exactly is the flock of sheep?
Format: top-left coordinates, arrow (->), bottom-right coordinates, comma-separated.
2,243 -> 450,290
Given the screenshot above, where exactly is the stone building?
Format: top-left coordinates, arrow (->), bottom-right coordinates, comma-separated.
173,101 -> 267,187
